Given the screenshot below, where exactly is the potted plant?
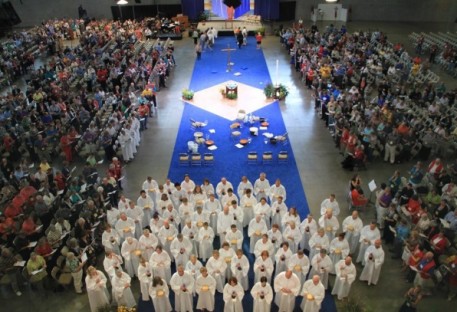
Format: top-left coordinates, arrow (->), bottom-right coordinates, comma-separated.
263,83 -> 275,98
182,88 -> 194,100
219,88 -> 226,98
226,92 -> 237,100
264,83 -> 289,100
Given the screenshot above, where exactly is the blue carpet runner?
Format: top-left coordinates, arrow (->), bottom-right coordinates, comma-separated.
137,36 -> 337,312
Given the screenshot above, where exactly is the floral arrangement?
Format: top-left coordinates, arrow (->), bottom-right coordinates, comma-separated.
182,88 -> 195,100
263,83 -> 289,100
117,306 -> 136,312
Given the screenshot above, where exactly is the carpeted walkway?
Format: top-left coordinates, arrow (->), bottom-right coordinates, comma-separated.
137,36 -> 337,312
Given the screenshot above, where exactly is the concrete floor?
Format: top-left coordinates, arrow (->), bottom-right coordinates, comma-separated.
5,21 -> 456,311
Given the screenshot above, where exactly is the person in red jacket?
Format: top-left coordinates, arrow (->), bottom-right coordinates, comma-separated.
429,231 -> 448,255
414,252 -> 436,295
96,66 -> 108,91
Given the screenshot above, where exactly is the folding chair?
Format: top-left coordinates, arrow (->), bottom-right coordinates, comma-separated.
247,151 -> 258,164
262,151 -> 273,165
203,153 -> 214,166
179,153 -> 190,166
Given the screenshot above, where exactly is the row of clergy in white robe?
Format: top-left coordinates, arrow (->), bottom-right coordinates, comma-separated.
138,174 -> 287,207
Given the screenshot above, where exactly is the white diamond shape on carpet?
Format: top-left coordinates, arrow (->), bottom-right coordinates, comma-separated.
183,81 -> 276,121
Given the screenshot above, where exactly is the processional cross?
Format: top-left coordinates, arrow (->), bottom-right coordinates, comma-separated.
221,44 -> 236,72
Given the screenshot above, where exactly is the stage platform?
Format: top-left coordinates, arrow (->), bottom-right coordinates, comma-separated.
196,19 -> 263,34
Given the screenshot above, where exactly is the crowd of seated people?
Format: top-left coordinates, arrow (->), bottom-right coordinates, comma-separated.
0,17 -> 178,300
280,24 -> 457,171
369,157 -> 457,301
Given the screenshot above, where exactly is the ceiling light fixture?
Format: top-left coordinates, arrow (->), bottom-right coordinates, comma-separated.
117,0 -> 128,5
325,0 -> 338,2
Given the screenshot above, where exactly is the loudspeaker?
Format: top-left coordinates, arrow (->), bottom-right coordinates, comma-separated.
223,0 -> 242,9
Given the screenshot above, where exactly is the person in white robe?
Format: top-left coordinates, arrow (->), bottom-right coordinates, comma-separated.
137,258 -> 153,301
150,213 -> 164,235
172,184 -> 187,208
131,117 -> 141,147
271,196 -> 287,228
170,265 -> 194,312
178,198 -> 195,228
300,275 -> 326,312
190,186 -> 207,207
221,188 -> 239,207
225,224 -> 243,251
216,177 -> 234,198
142,176 -> 159,206
309,249 -> 333,289
275,242 -> 293,276
137,190 -> 154,228
158,220 -> 178,257
269,179 -> 287,203
359,239 -> 385,285
223,277 -> 244,312
85,266 -> 110,312
329,233 -> 350,274
237,176 -> 253,198
217,207 -> 236,243
251,277 -> 273,312
107,205 -> 120,227
198,222 -> 214,261
125,201 -> 144,238
115,213 -> 135,242
248,215 -> 268,253
309,228 -> 330,260
356,222 -> 381,265
254,198 -> 271,227
150,276 -> 172,312
254,251 -> 274,284
118,129 -> 133,162
219,242 -> 235,280
163,178 -> 176,195
287,250 -> 310,284
125,124 -> 137,154
196,267 -> 217,311
231,249 -> 250,291
193,206 -> 210,230
267,224 -> 284,254
283,222 -> 302,253
181,175 -> 196,197
112,269 -> 136,308
274,270 -> 301,312
281,208 -> 301,232
181,219 -> 199,256
318,209 -> 340,241
206,250 -> 227,293
103,251 -> 123,280
300,214 -> 318,251
163,204 -> 181,231
254,234 -> 275,259
201,179 -> 216,197
138,228 -> 158,260
170,234 -> 193,266
320,194 -> 341,216
342,211 -> 364,254
204,194 -> 221,232
157,193 -> 173,217
254,173 -> 270,201
240,188 -> 257,227
185,255 -> 203,281
332,256 -> 357,300
121,237 -> 141,277
102,224 -> 121,255
150,246 -> 172,283
228,201 -> 244,230
118,195 -> 131,212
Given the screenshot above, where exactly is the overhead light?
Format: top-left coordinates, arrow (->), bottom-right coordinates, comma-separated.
117,0 -> 128,4
326,0 -> 338,2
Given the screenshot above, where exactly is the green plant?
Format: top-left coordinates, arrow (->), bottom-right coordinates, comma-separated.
182,88 -> 194,100
226,92 -> 237,100
263,83 -> 275,98
199,11 -> 209,22
263,83 -> 289,100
